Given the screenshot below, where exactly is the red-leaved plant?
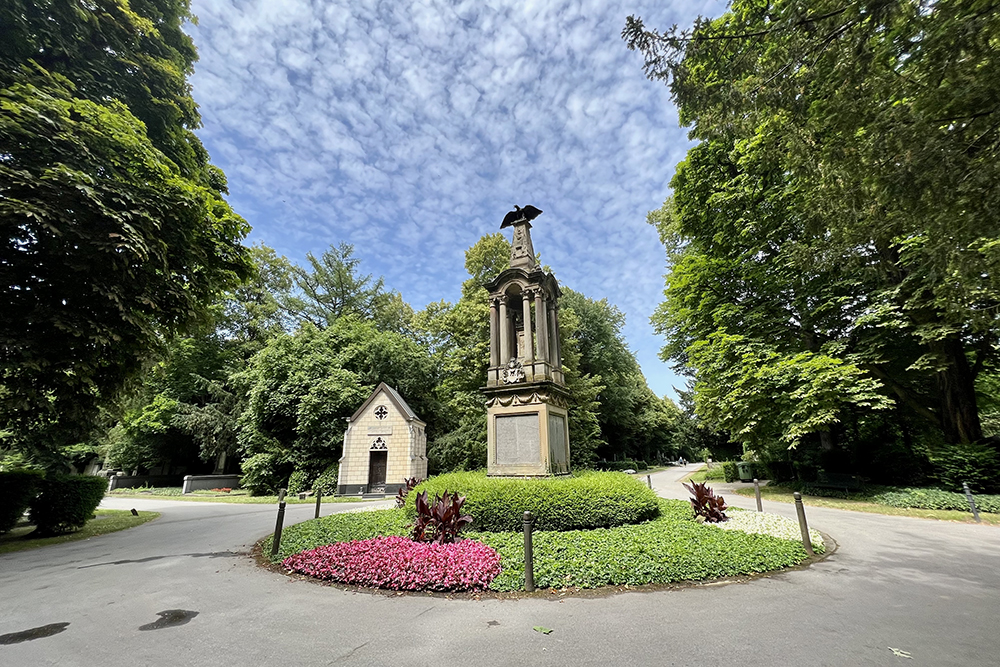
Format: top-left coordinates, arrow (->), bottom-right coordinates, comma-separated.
411,490 -> 473,544
395,477 -> 422,508
282,536 -> 501,591
682,481 -> 728,523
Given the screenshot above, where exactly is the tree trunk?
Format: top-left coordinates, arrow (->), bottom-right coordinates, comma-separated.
930,335 -> 982,444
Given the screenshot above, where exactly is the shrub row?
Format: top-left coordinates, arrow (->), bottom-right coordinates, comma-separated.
1,471 -> 107,535
405,471 -> 660,532
0,470 -> 45,533
282,536 -> 502,591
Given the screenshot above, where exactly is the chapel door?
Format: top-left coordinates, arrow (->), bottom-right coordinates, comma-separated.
368,451 -> 387,492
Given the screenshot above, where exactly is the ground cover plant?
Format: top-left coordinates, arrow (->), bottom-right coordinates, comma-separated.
734,485 -> 1000,524
405,471 -> 660,532
268,499 -> 821,592
758,483 -> 1000,514
282,536 -> 501,591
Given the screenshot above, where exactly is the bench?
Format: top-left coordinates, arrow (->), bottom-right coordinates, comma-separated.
812,472 -> 863,492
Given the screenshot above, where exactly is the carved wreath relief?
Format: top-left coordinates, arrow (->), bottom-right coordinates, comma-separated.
502,358 -> 525,384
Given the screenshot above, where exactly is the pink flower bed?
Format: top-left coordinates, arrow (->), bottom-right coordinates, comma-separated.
282,536 -> 502,592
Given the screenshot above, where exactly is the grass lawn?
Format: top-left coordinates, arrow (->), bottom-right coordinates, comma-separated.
683,464 -> 726,484
265,499 -> 824,592
733,486 -> 1000,525
0,509 -> 159,554
108,487 -> 365,504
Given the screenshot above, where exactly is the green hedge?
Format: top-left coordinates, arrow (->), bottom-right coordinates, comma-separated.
405,471 -> 660,532
0,470 -> 44,533
313,464 -> 339,496
28,474 -> 108,536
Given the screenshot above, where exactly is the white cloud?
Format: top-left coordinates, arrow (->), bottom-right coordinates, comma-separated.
187,0 -> 715,398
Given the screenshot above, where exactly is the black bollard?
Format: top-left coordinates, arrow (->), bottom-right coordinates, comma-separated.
523,511 -> 535,592
793,492 -> 815,556
962,482 -> 981,523
314,489 -> 322,519
647,474 -> 652,489
754,478 -> 762,512
271,488 -> 287,558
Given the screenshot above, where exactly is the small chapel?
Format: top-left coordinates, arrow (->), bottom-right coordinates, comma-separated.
336,383 -> 427,496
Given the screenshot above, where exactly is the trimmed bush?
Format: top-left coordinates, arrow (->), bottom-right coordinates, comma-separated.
28,474 -> 108,536
282,536 -> 501,591
405,471 -> 660,532
0,469 -> 44,533
313,464 -> 339,496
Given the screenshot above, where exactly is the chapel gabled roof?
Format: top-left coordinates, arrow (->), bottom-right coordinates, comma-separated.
347,382 -> 424,424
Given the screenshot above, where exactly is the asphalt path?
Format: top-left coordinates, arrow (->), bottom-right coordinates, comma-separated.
2,466 -> 998,666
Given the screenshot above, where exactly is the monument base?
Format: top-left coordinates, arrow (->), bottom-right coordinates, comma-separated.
484,381 -> 571,477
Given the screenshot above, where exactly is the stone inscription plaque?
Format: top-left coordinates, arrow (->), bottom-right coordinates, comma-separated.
495,414 -> 541,464
548,414 -> 567,467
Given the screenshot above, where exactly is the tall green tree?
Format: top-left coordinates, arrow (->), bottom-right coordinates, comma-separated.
1,1 -> 251,464
627,0 -> 1000,448
283,243 -> 413,333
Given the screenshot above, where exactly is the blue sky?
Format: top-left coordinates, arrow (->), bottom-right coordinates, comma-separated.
185,0 -> 720,400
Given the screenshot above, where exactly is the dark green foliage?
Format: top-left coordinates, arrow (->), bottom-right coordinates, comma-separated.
28,475 -> 107,536
286,468 -> 313,495
313,464 -> 339,496
2,4 -> 253,464
271,500 -> 814,589
629,1 -> 1000,469
0,469 -> 43,533
928,443 -> 1000,494
683,481 -> 728,522
410,490 -> 473,544
406,472 -> 660,532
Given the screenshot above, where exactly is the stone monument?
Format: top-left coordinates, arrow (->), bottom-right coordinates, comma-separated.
483,205 -> 570,476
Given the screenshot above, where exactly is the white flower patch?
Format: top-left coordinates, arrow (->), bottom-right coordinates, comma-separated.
716,510 -> 825,552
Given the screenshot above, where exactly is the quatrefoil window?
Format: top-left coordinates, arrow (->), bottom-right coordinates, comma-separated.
374,405 -> 388,420
370,437 -> 388,450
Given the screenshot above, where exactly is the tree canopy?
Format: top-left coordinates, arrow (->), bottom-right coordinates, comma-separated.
626,0 -> 1000,477
1,2 -> 252,465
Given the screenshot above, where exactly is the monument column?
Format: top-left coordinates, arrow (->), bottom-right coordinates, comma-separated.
536,291 -> 549,366
549,302 -> 562,368
522,291 -> 534,365
499,298 -> 509,363
489,298 -> 499,368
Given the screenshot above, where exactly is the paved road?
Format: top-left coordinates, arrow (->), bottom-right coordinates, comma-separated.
2,467 -> 998,666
